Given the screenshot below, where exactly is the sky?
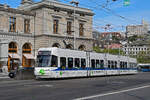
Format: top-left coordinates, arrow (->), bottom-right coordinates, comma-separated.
0,0 -> 150,32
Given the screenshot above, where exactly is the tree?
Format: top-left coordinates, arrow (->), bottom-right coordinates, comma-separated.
93,46 -> 104,53
112,35 -> 120,41
128,35 -> 138,42
93,46 -> 124,55
137,51 -> 150,63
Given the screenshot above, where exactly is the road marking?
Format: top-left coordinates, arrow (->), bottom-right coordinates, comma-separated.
0,80 -> 35,84
0,81 -> 45,87
74,84 -> 150,100
0,77 -> 9,79
24,84 -> 53,87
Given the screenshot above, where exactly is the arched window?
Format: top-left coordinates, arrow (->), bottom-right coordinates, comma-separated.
52,43 -> 60,48
22,43 -> 31,53
8,42 -> 17,53
22,43 -> 34,67
66,44 -> 73,49
8,42 -> 20,72
78,45 -> 86,51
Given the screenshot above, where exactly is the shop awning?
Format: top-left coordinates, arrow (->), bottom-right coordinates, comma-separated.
23,54 -> 35,59
9,53 -> 20,59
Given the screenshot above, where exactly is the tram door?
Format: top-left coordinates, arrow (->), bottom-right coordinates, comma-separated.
86,52 -> 90,76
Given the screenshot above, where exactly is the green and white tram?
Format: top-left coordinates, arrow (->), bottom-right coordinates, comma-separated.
34,47 -> 138,79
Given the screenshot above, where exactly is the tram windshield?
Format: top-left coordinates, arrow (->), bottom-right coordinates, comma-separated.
36,51 -> 51,67
36,55 -> 51,67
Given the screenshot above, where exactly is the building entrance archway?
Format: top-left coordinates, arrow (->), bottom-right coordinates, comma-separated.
8,42 -> 20,72
78,45 -> 86,51
52,43 -> 61,48
66,44 -> 73,49
22,43 -> 34,67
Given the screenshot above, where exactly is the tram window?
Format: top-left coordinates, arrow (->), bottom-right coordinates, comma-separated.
131,63 -> 133,68
111,61 -> 114,69
91,59 -> 95,69
68,57 -> 73,69
129,63 -> 132,68
96,60 -> 100,68
119,61 -> 122,68
100,60 -> 104,68
123,62 -> 125,68
115,61 -> 118,68
132,63 -> 135,68
81,58 -> 86,69
125,62 -> 127,68
51,55 -> 58,67
108,60 -> 111,68
122,62 -> 124,68
75,58 -> 80,68
60,57 -> 66,69
133,63 -> 137,68
132,63 -> 134,68
120,62 -> 123,69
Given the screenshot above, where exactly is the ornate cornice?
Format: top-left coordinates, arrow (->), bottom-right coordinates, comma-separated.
0,31 -> 34,38
35,34 -> 94,40
0,6 -> 35,16
21,1 -> 94,16
0,31 -> 94,41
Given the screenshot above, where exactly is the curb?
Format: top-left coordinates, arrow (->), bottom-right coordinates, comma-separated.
0,77 -> 12,81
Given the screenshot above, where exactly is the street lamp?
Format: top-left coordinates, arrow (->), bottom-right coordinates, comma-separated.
70,0 -> 79,50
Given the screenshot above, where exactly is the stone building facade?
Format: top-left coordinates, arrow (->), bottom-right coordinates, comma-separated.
122,45 -> 150,56
122,39 -> 150,56
126,20 -> 149,37
0,0 -> 94,71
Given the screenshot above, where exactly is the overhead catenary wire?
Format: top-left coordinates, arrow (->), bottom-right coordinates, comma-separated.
62,0 -> 140,27
1,0 -> 129,32
62,0 -> 120,31
0,0 -> 137,33
89,0 -> 140,24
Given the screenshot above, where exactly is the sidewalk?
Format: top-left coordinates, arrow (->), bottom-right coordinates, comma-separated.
0,73 -> 10,81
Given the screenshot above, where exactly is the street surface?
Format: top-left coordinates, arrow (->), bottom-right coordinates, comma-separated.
0,72 -> 150,100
